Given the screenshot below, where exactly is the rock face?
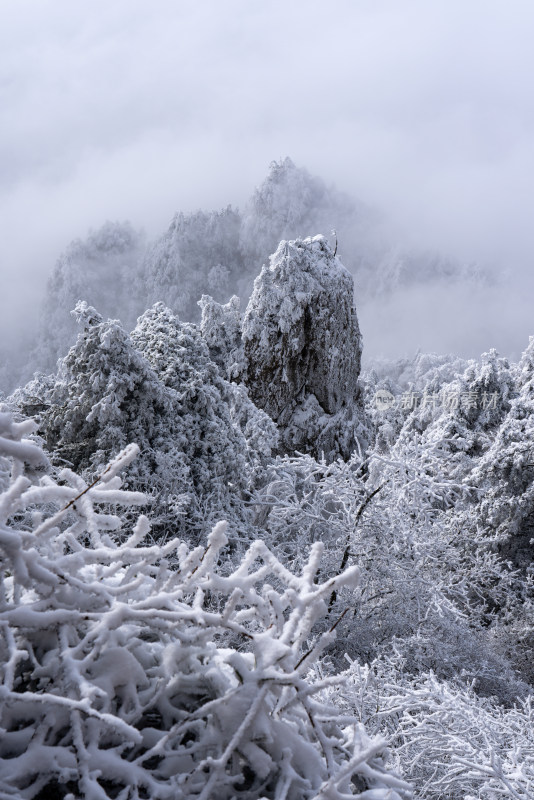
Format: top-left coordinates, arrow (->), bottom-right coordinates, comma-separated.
240,236 -> 367,459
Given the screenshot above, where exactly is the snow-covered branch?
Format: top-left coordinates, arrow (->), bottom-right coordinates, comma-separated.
0,413 -> 409,800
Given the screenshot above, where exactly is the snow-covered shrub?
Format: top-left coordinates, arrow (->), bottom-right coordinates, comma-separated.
343,658 -> 534,800
34,301 -> 277,540
0,412 -> 410,800
251,449 -> 526,702
361,351 -> 471,452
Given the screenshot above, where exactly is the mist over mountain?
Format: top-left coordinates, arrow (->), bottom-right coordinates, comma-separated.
0,157 -> 504,396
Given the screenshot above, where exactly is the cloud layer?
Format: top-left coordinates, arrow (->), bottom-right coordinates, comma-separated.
2,0 -> 534,359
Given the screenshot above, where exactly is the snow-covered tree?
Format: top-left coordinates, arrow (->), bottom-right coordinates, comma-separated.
343,658 -> 534,800
198,293 -> 244,380
362,350 -> 476,457
0,411 -> 410,800
379,348 -> 515,494
31,301 -> 276,540
40,302 -> 173,477
466,338 -> 534,573
131,301 -> 277,498
251,444 -> 527,703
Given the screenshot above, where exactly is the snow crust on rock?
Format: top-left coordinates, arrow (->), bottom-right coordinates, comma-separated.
241,236 -> 368,459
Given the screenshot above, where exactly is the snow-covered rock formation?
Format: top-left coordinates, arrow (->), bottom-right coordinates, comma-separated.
243,236 -> 361,416
202,235 -> 369,461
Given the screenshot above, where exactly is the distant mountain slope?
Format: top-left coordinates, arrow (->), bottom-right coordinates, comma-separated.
2,157 -> 495,393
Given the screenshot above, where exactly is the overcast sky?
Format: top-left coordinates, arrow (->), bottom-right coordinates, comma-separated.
2,0 -> 534,359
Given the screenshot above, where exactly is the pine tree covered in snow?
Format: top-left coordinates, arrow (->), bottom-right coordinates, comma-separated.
383,348 -> 515,488
199,294 -> 244,381
463,338 -> 534,576
131,301 -> 277,496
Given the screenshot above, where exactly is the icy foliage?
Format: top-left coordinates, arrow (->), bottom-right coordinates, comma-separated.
0,414 -> 409,800
350,344 -> 534,696
345,660 -> 534,800
39,302 -> 173,477
466,339 -> 534,572
364,351 -> 471,399
364,653 -> 534,800
361,348 -> 518,512
362,351 -> 472,452
131,301 -> 277,487
198,293 -> 244,380
242,236 -> 369,460
367,345 -> 532,581
35,302 -> 276,539
251,449 -> 526,703
384,349 -> 515,484
6,372 -> 56,423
